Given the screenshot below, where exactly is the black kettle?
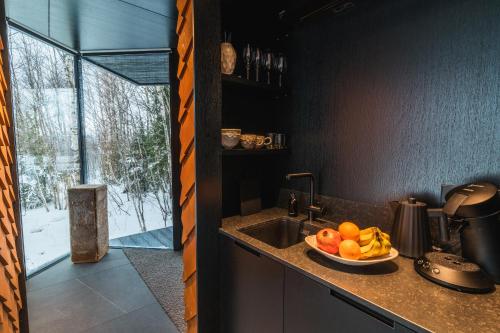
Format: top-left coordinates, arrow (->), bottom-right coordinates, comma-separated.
442,182 -> 500,283
391,198 -> 446,258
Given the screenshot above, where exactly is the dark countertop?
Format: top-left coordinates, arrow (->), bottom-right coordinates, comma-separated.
220,208 -> 500,333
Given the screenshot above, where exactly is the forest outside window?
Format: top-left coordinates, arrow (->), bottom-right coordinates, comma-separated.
9,27 -> 174,275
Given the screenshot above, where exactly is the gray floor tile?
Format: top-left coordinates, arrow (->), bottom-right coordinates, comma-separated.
27,249 -> 130,292
28,279 -> 124,333
83,303 -> 179,333
77,264 -> 157,313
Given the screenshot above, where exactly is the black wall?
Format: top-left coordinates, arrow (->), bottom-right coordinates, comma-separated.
284,0 -> 500,205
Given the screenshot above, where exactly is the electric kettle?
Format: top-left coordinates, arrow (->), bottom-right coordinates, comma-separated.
390,198 -> 445,258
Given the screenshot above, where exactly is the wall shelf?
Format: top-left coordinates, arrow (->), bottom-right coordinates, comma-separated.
222,148 -> 288,156
222,74 -> 284,95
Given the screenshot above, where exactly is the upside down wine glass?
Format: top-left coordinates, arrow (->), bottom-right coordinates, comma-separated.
275,53 -> 287,88
263,51 -> 273,84
242,44 -> 252,80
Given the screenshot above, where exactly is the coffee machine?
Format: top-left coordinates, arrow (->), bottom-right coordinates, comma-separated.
415,182 -> 499,293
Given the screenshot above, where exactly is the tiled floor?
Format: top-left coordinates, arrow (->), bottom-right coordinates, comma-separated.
26,249 -> 179,333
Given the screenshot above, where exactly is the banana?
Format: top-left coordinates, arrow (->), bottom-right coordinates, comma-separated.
359,231 -> 374,246
378,234 -> 392,256
358,228 -> 392,259
360,227 -> 377,235
360,237 -> 376,253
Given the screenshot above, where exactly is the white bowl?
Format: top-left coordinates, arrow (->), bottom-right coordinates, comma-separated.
305,235 -> 399,266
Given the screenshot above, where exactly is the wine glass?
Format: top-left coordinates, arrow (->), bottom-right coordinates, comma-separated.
275,53 -> 287,87
242,44 -> 252,80
253,48 -> 262,82
262,50 -> 273,84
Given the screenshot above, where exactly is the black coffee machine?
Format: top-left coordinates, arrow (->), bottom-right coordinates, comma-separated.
443,182 -> 500,282
415,182 -> 500,292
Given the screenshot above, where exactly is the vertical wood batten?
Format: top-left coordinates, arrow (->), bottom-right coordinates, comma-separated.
176,0 -> 222,331
0,0 -> 27,331
176,0 -> 198,331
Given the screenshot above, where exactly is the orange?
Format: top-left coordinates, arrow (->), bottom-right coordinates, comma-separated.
338,221 -> 360,242
339,240 -> 361,260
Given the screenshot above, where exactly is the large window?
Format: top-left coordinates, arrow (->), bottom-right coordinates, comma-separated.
9,28 -> 173,274
82,61 -> 173,242
9,28 -> 80,274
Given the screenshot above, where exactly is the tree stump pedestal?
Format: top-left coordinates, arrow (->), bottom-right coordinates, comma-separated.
68,185 -> 108,263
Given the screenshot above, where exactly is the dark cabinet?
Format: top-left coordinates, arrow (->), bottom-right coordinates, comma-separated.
219,234 -> 418,333
284,267 -> 416,333
220,235 -> 284,333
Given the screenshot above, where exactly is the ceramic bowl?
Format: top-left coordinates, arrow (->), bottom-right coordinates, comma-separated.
240,134 -> 257,149
221,129 -> 241,149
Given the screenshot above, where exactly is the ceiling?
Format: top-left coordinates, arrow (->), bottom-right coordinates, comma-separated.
6,0 -> 176,85
5,0 -> 177,52
85,53 -> 170,85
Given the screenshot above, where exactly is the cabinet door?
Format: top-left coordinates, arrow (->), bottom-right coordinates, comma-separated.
220,235 -> 284,333
284,268 -> 412,333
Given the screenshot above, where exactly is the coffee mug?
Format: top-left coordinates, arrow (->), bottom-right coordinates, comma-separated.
266,133 -> 277,149
240,134 -> 257,149
275,133 -> 286,149
255,135 -> 272,149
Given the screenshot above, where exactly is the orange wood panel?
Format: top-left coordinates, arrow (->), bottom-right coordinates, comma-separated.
179,101 -> 194,162
2,106 -> 9,128
177,3 -> 192,63
176,0 -> 189,17
181,191 -> 195,243
187,316 -> 197,333
184,273 -> 197,320
180,149 -> 195,205
177,0 -> 197,330
182,230 -> 196,281
0,35 -> 22,332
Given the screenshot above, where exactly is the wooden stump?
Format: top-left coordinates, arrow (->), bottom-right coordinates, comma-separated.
68,185 -> 108,263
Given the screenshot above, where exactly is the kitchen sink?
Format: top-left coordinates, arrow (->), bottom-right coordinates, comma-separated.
238,217 -> 320,249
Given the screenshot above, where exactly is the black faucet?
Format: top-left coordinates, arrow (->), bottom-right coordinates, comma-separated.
286,172 -> 325,223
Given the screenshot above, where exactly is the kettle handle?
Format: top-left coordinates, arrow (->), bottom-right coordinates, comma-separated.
427,208 -> 450,243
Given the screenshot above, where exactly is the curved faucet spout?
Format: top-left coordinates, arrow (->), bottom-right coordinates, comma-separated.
285,172 -> 317,222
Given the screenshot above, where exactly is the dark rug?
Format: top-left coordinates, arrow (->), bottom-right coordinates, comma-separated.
123,248 -> 186,333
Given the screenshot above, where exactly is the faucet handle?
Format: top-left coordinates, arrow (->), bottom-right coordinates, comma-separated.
305,204 -> 326,216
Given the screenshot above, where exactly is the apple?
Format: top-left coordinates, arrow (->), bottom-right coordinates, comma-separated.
316,228 -> 341,254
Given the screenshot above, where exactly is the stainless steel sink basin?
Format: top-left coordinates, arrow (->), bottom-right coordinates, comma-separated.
238,217 -> 320,249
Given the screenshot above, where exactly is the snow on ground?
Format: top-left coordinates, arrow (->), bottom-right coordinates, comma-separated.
22,186 -> 172,275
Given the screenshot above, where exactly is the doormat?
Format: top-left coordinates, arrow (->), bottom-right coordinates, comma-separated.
123,248 -> 186,332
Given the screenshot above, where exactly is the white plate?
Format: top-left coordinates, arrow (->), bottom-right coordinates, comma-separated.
305,235 -> 399,266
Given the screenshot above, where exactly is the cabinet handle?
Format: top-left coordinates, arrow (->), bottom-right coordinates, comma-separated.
330,289 -> 395,328
234,241 -> 261,257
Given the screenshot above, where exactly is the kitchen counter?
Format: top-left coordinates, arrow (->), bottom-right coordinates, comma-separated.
220,208 -> 500,333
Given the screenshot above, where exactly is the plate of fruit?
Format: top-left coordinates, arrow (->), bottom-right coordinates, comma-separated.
305,222 -> 398,266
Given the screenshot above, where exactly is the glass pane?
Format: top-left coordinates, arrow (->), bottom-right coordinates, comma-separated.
82,61 -> 173,246
9,28 -> 80,275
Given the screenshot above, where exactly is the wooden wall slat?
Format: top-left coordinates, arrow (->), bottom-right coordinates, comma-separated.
179,149 -> 195,205
179,101 -> 194,162
184,273 -> 197,320
176,0 -> 198,330
0,31 -> 23,332
181,191 -> 195,243
187,316 -> 198,333
182,230 -> 196,281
